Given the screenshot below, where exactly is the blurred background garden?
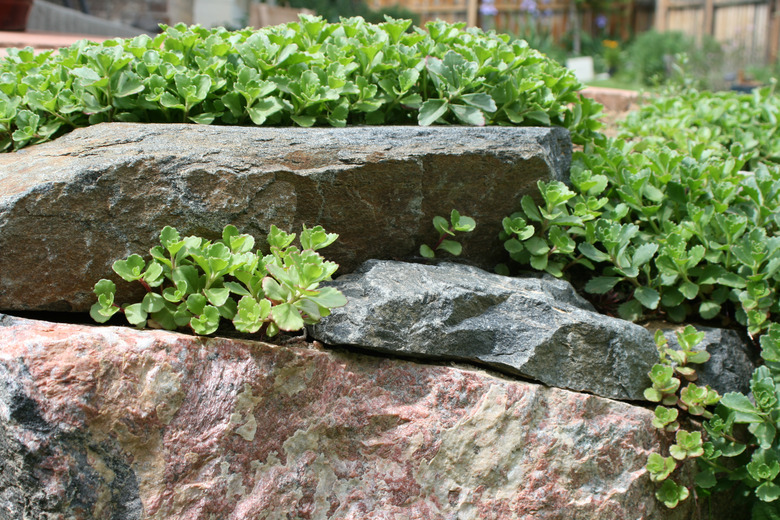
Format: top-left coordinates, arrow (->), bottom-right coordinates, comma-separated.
2,0 -> 780,91
2,0 -> 779,91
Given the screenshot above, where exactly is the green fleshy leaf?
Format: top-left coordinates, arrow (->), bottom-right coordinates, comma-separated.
141,292 -> 166,313
420,244 -> 435,258
149,307 -> 177,330
186,293 -> 207,316
113,254 -> 146,281
143,262 -> 165,286
94,279 -> 116,297
262,276 -> 289,301
530,253 -> 547,271
585,276 -> 621,294
418,99 -> 448,125
524,237 -> 550,256
438,239 -> 462,256
618,299 -> 643,322
307,287 -> 347,309
271,302 -> 305,331
190,305 -> 220,335
579,242 -> 610,263
90,302 -> 118,323
633,243 -> 659,266
646,453 -> 676,482
656,479 -> 689,508
157,233 -> 186,260
504,238 -> 524,254
124,303 -> 147,327
679,281 -> 699,300
204,287 -> 231,307
720,392 -> 763,423
634,287 -> 660,310
433,215 -> 451,235
233,296 -> 271,333
694,469 -> 717,489
757,482 -> 780,502
224,281 -> 251,296
699,301 -> 721,320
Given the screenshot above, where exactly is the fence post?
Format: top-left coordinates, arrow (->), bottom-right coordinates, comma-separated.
468,0 -> 479,27
703,0 -> 715,37
655,0 -> 668,31
771,0 -> 780,62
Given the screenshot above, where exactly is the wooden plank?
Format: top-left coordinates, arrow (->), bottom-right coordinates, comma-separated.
712,0 -> 769,7
656,0 -> 670,30
703,0 -> 716,33
771,0 -> 780,61
667,0 -> 705,7
467,0 -> 479,26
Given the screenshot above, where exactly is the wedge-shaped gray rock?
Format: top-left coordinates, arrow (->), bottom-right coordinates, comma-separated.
658,325 -> 758,395
0,123 -> 570,312
308,260 -> 657,400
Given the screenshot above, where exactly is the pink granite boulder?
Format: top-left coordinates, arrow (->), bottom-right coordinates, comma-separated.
0,315 -> 693,519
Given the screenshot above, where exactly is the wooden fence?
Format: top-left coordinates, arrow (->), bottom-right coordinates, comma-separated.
656,0 -> 780,62
370,0 -> 778,62
368,0 -> 654,43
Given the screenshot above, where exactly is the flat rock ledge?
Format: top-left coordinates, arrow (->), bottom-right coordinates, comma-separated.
309,260 -> 658,401
0,123 -> 570,313
0,315 -> 691,520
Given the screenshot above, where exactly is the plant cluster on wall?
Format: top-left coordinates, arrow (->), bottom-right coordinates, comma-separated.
0,16 -> 601,152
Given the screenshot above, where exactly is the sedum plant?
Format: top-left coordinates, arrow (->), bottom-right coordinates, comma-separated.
501,80 -> 780,516
91,224 -> 346,337
619,81 -> 780,170
419,209 -> 476,258
0,16 -> 602,152
498,138 -> 780,337
645,323 -> 780,515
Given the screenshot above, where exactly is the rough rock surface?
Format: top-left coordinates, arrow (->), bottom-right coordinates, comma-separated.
0,123 -> 571,312
308,260 -> 657,401
0,314 -> 691,520
655,324 -> 759,395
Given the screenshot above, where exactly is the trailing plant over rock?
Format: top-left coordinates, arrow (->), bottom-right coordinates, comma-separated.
91,224 -> 347,337
500,81 -> 780,516
644,323 -> 780,516
419,209 -> 476,258
0,16 -> 602,151
498,137 -> 780,337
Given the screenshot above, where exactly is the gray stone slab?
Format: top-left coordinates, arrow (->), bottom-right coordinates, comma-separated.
308,260 -> 658,401
0,123 -> 571,312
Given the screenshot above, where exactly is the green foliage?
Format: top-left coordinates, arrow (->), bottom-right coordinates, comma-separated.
91,224 -> 346,337
0,16 -> 602,152
498,79 -> 780,515
620,82 -> 780,170
619,30 -> 723,87
642,326 -> 721,509
499,134 -> 780,336
655,479 -> 690,509
285,0 -> 420,25
420,209 -> 476,258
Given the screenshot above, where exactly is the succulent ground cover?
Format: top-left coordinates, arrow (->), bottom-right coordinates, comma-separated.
500,81 -> 780,516
0,16 -> 601,152
4,13 -> 777,516
92,224 -> 347,337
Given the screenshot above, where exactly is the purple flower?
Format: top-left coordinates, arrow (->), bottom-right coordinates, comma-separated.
521,0 -> 538,13
480,0 -> 499,16
596,14 -> 608,29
